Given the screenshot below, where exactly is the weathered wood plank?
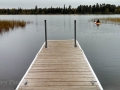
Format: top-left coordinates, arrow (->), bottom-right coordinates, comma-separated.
28,71 -> 93,75
27,74 -> 94,77
23,78 -> 96,82
31,64 -> 89,67
20,82 -> 98,86
25,75 -> 94,79
18,86 -> 100,90
30,68 -> 91,72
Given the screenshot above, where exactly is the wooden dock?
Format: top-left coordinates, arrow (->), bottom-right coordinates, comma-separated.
16,40 -> 103,90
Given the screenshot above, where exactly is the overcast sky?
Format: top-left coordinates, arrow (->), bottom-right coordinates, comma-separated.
0,0 -> 120,9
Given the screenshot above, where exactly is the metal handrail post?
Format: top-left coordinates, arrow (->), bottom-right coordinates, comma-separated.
45,20 -> 47,48
74,20 -> 77,47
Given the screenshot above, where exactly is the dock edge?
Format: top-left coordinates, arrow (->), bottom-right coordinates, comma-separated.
76,40 -> 103,90
15,42 -> 45,90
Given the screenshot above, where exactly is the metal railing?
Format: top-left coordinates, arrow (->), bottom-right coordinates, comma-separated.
74,20 -> 77,47
44,20 -> 47,48
44,20 -> 77,48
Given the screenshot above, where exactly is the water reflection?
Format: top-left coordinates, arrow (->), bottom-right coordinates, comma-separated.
96,24 -> 100,27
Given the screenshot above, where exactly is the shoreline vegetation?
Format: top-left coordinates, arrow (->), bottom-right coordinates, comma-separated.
100,18 -> 120,23
92,18 -> 120,24
0,3 -> 120,14
0,20 -> 30,34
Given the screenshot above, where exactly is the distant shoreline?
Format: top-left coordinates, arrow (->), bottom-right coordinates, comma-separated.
0,3 -> 120,14
0,14 -> 120,15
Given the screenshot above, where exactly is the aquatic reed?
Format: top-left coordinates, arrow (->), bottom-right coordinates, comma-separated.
92,17 -> 120,24
0,20 -> 28,31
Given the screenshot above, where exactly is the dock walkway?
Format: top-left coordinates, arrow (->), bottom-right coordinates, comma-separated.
16,40 -> 103,90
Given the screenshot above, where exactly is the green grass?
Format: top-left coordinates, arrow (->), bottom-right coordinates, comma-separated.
0,20 -> 29,31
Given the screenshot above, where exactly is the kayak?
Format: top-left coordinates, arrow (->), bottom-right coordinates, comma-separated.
94,22 -> 100,25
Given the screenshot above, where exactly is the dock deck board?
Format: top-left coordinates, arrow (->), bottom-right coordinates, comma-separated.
17,40 -> 102,90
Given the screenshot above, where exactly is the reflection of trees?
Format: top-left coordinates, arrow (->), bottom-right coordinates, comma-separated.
0,20 -> 30,34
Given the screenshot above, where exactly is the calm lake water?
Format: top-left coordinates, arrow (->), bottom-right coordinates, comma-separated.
0,15 -> 120,90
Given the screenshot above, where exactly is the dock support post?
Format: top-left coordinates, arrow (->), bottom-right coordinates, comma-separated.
45,20 -> 47,48
74,20 -> 77,47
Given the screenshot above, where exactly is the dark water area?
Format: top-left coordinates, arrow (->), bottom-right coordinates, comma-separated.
0,15 -> 120,90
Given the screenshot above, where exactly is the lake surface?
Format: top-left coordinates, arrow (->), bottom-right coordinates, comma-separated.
0,15 -> 120,90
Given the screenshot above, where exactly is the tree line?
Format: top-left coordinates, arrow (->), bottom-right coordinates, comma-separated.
0,3 -> 120,14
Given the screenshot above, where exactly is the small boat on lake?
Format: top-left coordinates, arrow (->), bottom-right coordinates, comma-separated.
94,19 -> 100,25
95,22 -> 101,25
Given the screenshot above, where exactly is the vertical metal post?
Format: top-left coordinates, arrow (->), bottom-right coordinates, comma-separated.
74,20 -> 77,47
45,20 -> 47,48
